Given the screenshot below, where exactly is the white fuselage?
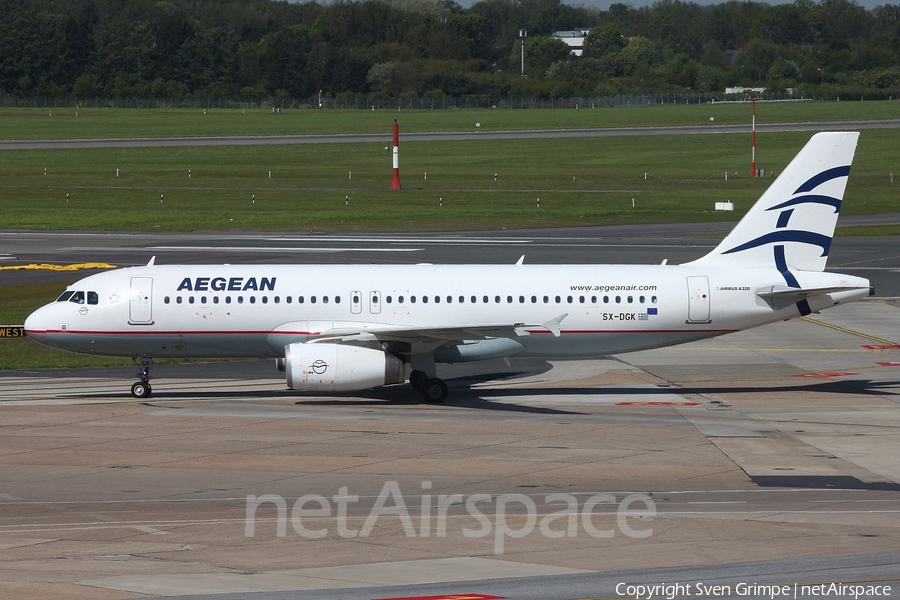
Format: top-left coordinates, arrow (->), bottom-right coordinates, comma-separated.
24,263 -> 871,361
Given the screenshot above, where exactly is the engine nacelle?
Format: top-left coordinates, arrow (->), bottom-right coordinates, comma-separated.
284,343 -> 405,393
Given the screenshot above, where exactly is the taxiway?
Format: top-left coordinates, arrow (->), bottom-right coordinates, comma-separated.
2,224 -> 900,598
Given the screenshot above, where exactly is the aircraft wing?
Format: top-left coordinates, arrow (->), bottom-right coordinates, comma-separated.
310,314 -> 568,344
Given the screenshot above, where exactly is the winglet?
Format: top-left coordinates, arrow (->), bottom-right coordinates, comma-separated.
516,255 -> 525,266
542,313 -> 567,337
147,256 -> 156,266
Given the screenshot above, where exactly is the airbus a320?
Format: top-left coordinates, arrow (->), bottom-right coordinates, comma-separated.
25,132 -> 871,402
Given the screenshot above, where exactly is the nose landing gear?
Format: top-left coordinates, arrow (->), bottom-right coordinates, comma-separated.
131,357 -> 153,398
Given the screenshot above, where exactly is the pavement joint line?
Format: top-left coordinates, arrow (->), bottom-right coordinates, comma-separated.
832,253 -> 900,267
0,488 -> 878,506
4,510 -> 900,535
657,347 -> 874,352
800,316 -> 896,345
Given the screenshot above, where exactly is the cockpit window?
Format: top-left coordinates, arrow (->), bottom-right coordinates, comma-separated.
87,291 -> 98,305
56,291 -> 74,302
69,291 -> 85,304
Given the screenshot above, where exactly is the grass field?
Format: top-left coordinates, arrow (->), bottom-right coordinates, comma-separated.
1,128 -> 897,231
0,99 -> 897,140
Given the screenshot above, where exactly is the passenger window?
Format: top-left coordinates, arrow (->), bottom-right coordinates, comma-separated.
591,296 -> 597,303
164,296 -> 170,304
238,296 -> 244,304
507,296 -> 513,304
531,296 -> 537,303
226,296 -> 231,304
423,296 -> 429,304
69,291 -> 85,304
567,296 -> 573,303
335,296 -> 341,304
543,296 -> 549,303
616,296 -> 621,303
386,296 -> 392,303
177,296 -> 183,304
495,296 -> 501,303
189,296 -> 195,304
482,296 -> 488,303
604,296 -> 609,303
411,296 -> 416,303
639,295 -> 645,303
286,296 -> 292,304
651,295 -> 658,303
555,296 -> 561,303
353,294 -> 360,303
470,296 -> 475,303
323,296 -> 328,304
201,296 -> 207,304
627,296 -> 633,303
310,296 -> 316,304
274,296 -> 280,304
579,296 -> 585,303
447,296 -> 453,304
298,296 -> 304,304
434,296 -> 440,303
87,291 -> 98,305
398,295 -> 404,303
213,296 -> 219,304
56,291 -> 74,302
250,297 -> 256,304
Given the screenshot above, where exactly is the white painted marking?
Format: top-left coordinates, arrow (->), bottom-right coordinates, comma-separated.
148,246 -> 423,253
131,525 -> 170,535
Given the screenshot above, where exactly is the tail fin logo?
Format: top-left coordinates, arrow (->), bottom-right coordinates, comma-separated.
721,165 -> 851,259
720,164 -> 851,317
766,165 -> 851,213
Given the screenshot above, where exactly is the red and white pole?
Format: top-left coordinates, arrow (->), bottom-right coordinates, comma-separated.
391,119 -> 401,190
751,100 -> 756,178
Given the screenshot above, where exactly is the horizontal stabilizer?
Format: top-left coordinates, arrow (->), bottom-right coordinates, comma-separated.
756,284 -> 867,300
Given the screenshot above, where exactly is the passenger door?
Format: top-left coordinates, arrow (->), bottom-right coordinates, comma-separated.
129,277 -> 154,324
686,276 -> 710,323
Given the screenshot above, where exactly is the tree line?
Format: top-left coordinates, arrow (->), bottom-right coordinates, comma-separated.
1,0 -> 898,101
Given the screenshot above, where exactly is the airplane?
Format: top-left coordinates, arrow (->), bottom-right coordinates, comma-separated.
24,132 -> 872,402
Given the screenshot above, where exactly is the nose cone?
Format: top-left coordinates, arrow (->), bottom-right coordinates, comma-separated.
23,304 -> 52,345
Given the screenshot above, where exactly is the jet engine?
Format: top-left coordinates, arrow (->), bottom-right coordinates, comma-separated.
284,343 -> 405,393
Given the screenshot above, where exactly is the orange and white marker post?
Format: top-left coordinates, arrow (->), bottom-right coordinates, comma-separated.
391,119 -> 402,190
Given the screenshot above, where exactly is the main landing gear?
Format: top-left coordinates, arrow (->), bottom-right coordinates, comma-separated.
409,369 -> 448,403
131,357 -> 152,399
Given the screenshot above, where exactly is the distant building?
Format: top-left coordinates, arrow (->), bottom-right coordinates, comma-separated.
552,29 -> 592,57
725,86 -> 767,94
